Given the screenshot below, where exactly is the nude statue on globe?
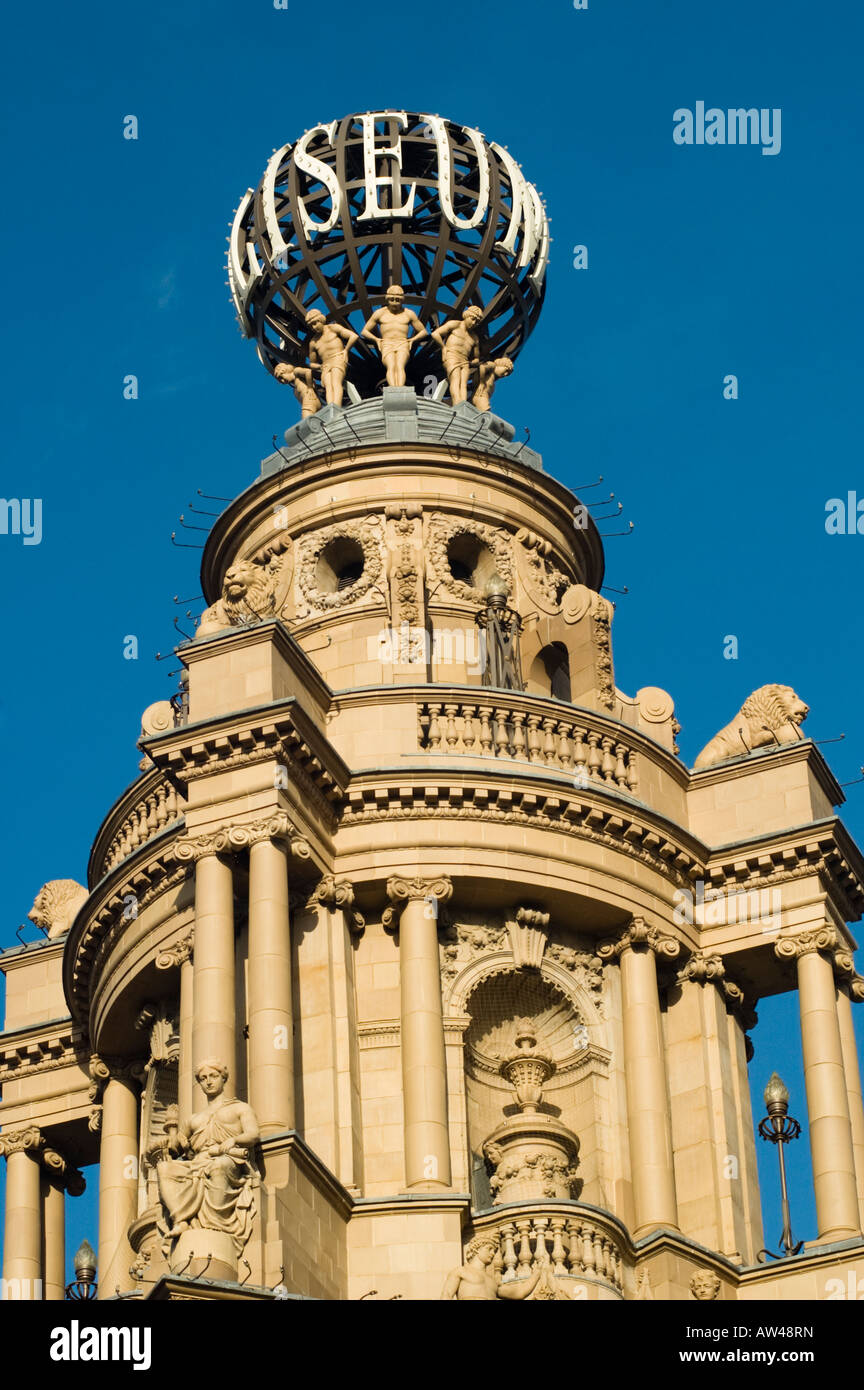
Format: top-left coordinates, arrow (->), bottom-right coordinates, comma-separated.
156,1060 -> 259,1255
432,305 -> 485,404
471,356 -> 514,412
361,286 -> 429,388
274,362 -> 321,417
305,310 -> 358,406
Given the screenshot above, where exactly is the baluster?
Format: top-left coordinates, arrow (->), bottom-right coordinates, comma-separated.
572,726 -> 586,768
500,1223 -> 518,1282
558,722 -> 573,768
137,802 -> 149,843
587,732 -> 603,780
478,706 -> 493,755
581,1223 -> 596,1274
444,703 -> 460,752
566,1218 -> 584,1274
154,788 -> 167,830
614,744 -> 628,788
550,1218 -> 567,1276
515,1220 -> 533,1279
533,1216 -> 549,1269
601,736 -> 616,784
626,757 -> 639,796
493,709 -> 510,757
542,718 -> 557,763
146,794 -> 158,835
427,704 -> 443,751
526,714 -> 543,762
594,1231 -> 606,1278
166,783 -> 178,819
511,710 -> 527,759
462,706 -> 476,751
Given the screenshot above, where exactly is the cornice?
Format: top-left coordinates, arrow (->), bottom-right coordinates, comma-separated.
689,739 -> 844,808
0,1019 -> 89,1084
140,698 -> 347,831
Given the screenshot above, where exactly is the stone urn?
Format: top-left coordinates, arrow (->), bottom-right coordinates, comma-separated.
482,1020 -> 580,1205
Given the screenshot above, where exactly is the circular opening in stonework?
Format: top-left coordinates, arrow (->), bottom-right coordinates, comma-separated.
315,536 -> 365,594
447,534 -> 498,591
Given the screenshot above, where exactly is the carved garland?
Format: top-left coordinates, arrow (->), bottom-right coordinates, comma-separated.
515,529 -> 570,615
297,516 -> 385,615
426,514 -> 513,604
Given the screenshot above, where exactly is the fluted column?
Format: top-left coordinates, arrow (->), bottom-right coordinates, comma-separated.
98,1068 -> 140,1299
248,833 -> 294,1133
156,929 -> 195,1123
837,981 -> 864,1229
0,1127 -> 43,1296
599,918 -> 680,1237
386,875 -> 453,1190
776,929 -> 860,1241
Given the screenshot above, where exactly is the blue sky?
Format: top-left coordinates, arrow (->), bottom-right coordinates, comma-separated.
1,0 -> 862,1277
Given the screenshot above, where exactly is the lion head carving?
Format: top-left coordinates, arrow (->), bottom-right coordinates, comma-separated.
694,685 -> 809,770
29,879 -> 88,938
197,559 -> 279,638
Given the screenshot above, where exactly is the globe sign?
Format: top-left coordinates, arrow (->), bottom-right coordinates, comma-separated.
228,112 -> 549,398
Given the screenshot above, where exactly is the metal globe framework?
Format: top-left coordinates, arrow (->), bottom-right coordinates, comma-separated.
228,111 -> 549,397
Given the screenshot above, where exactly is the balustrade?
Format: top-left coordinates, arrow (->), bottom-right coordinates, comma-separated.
472,1207 -> 624,1291
418,699 -> 637,794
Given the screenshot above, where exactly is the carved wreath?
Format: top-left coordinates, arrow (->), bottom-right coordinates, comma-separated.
426,514 -> 513,605
296,516 -> 385,615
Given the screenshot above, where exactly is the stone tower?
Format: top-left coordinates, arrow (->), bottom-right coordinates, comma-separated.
2,112 -> 863,1303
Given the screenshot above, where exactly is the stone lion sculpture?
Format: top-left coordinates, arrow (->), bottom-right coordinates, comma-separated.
29,880 -> 88,938
694,685 -> 809,770
196,559 -> 279,638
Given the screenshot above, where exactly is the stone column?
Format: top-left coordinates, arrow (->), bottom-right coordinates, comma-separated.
248,832 -> 294,1133
386,875 -> 453,1191
41,1174 -> 65,1301
305,876 -> 366,1189
98,1068 -> 141,1299
837,981 -> 864,1230
776,930 -> 860,1241
0,1127 -> 44,1297
599,918 -> 680,1238
176,837 -> 237,1077
156,929 -> 195,1123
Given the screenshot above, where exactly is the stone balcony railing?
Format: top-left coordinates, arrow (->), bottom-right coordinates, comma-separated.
417,696 -> 639,796
90,771 -> 184,883
470,1203 -> 625,1294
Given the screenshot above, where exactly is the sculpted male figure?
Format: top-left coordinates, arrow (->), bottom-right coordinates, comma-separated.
471,355 -> 514,413
156,1060 -> 260,1253
306,309 -> 358,406
440,1237 -> 547,1301
432,305 -> 485,404
361,285 -> 428,388
274,362 -> 321,417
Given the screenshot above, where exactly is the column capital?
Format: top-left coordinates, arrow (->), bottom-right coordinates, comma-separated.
598,917 -> 680,963
156,927 -> 195,970
0,1125 -> 44,1158
774,926 -> 839,964
383,875 -> 453,929
848,974 -> 864,1004
0,1129 -> 85,1192
306,876 -> 365,934
175,814 -> 310,862
676,952 -> 757,1030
